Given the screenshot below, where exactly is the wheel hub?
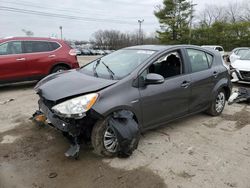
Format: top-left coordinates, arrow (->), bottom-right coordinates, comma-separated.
215,92 -> 225,113
103,127 -> 118,153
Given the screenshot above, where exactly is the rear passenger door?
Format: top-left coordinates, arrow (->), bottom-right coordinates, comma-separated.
185,48 -> 217,113
23,41 -> 54,77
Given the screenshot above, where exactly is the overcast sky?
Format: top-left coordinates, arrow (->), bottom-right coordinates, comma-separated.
0,0 -> 231,40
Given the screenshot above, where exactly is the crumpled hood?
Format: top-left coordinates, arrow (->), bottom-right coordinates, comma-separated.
232,60 -> 250,71
35,69 -> 117,101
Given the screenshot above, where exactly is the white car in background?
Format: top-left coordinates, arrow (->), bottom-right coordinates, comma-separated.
229,47 -> 250,63
201,45 -> 225,57
231,50 -> 250,83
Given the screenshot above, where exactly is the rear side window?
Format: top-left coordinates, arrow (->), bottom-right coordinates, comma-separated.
49,42 -> 61,50
206,53 -> 213,67
0,41 -> 22,55
187,49 -> 213,73
23,41 -> 50,53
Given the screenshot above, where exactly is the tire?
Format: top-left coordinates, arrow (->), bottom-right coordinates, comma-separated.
91,118 -> 119,157
51,65 -> 69,73
207,89 -> 226,116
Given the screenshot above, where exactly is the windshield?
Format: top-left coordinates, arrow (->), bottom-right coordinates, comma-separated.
81,49 -> 155,79
240,51 -> 250,60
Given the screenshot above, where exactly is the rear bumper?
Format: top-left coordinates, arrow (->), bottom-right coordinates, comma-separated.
72,61 -> 80,68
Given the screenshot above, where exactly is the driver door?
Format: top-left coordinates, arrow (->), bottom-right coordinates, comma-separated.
138,49 -> 191,129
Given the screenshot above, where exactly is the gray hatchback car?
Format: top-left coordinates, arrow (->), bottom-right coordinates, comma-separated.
33,45 -> 232,158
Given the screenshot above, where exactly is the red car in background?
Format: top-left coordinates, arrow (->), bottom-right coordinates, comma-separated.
0,37 -> 79,84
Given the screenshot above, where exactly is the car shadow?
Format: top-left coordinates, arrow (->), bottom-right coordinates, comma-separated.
233,83 -> 250,88
0,81 -> 37,92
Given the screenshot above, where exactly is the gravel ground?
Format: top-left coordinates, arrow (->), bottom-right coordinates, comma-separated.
0,56 -> 250,188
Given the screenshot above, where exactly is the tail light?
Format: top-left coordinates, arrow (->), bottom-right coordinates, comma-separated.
69,49 -> 77,56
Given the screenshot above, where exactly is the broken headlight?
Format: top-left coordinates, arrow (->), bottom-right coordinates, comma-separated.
52,93 -> 98,118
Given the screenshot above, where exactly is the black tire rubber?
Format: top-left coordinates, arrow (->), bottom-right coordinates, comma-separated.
51,65 -> 69,73
91,118 -> 117,157
206,89 -> 226,116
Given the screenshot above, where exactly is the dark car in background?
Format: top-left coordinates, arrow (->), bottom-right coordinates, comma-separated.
33,45 -> 232,158
0,37 -> 79,84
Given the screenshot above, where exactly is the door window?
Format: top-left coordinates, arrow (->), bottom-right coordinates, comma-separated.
23,41 -> 50,53
147,50 -> 183,79
187,49 -> 213,72
0,41 -> 22,55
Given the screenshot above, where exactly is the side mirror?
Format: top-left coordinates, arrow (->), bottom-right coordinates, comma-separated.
145,73 -> 164,85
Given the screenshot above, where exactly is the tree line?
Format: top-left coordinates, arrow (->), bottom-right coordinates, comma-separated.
91,30 -> 159,50
155,0 -> 250,51
91,0 -> 250,51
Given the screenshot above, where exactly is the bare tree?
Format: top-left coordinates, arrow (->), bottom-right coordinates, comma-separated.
22,29 -> 34,37
198,4 -> 227,26
92,30 -> 158,50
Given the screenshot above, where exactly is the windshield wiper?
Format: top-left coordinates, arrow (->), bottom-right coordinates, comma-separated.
93,58 -> 115,80
93,59 -> 101,77
101,61 -> 115,80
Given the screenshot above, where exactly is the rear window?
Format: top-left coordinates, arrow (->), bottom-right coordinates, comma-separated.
49,42 -> 61,50
23,41 -> 51,53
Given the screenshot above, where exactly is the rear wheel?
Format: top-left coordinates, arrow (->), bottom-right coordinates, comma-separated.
207,89 -> 226,116
51,65 -> 69,73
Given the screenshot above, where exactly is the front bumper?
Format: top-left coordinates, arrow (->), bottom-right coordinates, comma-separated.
38,99 -> 71,132
231,68 -> 250,83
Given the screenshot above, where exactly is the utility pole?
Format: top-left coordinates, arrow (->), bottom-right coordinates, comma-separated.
138,19 -> 144,45
59,26 -> 63,40
189,1 -> 197,44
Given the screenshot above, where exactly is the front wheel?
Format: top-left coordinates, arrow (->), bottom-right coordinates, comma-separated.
207,89 -> 226,116
91,118 -> 119,157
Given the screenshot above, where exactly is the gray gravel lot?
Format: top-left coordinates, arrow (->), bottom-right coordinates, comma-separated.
0,56 -> 250,188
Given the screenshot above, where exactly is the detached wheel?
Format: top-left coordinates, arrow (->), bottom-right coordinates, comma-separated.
207,89 -> 226,116
91,118 -> 119,157
51,65 -> 68,73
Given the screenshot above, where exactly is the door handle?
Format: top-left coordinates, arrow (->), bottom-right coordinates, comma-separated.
48,54 -> 56,58
16,58 -> 26,61
181,81 -> 191,88
213,71 -> 218,78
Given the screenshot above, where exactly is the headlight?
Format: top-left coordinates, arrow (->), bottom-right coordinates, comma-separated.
52,93 -> 98,118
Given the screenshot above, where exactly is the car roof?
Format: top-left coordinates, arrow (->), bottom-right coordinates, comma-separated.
232,47 -> 250,51
0,36 -> 63,43
124,44 -> 202,51
201,45 -> 223,48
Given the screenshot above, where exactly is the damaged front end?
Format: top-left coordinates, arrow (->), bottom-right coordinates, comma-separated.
32,97 -> 140,159
32,97 -> 99,159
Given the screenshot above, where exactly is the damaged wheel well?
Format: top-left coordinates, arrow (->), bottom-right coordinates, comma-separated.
91,109 -> 140,157
110,110 -> 139,123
